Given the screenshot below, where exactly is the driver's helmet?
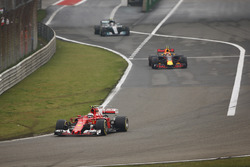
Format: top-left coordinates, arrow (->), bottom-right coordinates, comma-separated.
87,113 -> 94,118
164,48 -> 170,54
109,19 -> 115,25
163,48 -> 171,56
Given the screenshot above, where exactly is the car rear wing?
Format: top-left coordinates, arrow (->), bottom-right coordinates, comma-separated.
157,49 -> 174,53
102,108 -> 119,115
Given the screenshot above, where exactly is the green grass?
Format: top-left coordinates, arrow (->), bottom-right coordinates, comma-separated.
113,156 -> 250,167
0,39 -> 127,140
37,9 -> 47,22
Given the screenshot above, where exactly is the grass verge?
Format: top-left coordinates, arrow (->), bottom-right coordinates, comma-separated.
0,39 -> 127,141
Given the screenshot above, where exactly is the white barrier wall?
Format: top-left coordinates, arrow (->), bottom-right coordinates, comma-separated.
0,26 -> 56,95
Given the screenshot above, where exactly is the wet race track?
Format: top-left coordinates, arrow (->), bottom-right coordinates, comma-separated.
1,0 -> 250,166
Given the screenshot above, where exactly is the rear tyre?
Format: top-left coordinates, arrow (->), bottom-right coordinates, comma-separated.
125,27 -> 130,36
100,29 -> 107,37
94,26 -> 100,34
115,116 -> 129,132
96,119 -> 108,136
179,56 -> 188,68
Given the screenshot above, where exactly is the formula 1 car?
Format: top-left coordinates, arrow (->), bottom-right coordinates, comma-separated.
94,20 -> 130,36
54,106 -> 128,136
148,47 -> 187,69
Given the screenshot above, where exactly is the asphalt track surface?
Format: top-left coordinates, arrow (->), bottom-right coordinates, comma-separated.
1,0 -> 250,166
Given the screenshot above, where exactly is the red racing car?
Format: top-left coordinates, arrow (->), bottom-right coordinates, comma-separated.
148,47 -> 187,69
54,106 -> 128,136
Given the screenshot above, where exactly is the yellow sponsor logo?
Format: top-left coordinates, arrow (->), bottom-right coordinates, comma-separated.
167,61 -> 173,66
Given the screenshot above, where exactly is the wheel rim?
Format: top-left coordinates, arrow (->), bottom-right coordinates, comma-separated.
103,120 -> 108,135
125,118 -> 129,130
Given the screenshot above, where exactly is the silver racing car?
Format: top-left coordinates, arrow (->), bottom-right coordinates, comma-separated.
94,20 -> 130,36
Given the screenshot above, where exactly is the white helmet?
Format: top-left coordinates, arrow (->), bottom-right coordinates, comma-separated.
87,113 -> 94,118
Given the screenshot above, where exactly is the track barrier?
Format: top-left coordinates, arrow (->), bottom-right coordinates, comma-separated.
0,23 -> 56,95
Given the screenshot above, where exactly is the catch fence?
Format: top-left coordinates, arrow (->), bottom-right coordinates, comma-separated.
0,0 -> 56,95
0,0 -> 38,72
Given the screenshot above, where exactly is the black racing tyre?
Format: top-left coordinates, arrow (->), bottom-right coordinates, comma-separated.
149,56 -> 157,66
125,27 -> 130,36
55,119 -> 68,130
115,116 -> 129,132
151,57 -> 159,69
173,55 -> 180,64
100,29 -> 106,36
94,25 -> 100,34
174,55 -> 187,68
179,55 -> 187,68
96,119 -> 108,135
148,56 -> 152,66
182,60 -> 187,68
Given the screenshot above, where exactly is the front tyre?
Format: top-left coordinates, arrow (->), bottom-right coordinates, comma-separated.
179,56 -> 188,68
55,119 -> 68,136
55,119 -> 68,130
148,56 -> 152,66
100,28 -> 107,37
94,25 -> 100,34
115,116 -> 129,132
151,57 -> 159,69
96,119 -> 108,136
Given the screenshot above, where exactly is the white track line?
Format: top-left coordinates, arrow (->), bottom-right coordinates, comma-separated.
45,6 -> 66,25
110,0 -> 127,19
74,0 -> 87,6
0,134 -> 53,144
46,0 -> 87,25
228,49 -> 245,116
129,0 -> 183,59
130,30 -> 150,35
